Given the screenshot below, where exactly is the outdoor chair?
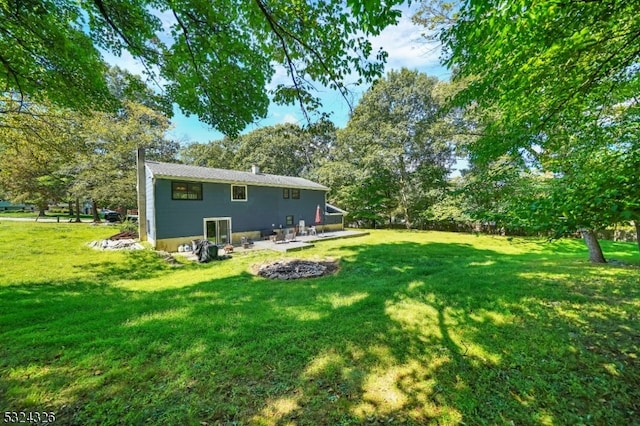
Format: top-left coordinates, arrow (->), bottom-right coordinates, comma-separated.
298,220 -> 307,236
274,231 -> 286,243
285,228 -> 296,242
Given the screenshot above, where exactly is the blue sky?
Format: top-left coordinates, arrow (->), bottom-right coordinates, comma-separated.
103,6 -> 450,145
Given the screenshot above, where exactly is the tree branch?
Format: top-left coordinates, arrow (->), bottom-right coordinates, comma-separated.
91,0 -> 164,93
254,0 -> 354,117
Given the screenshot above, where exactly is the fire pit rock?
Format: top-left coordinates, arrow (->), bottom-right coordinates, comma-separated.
253,259 -> 338,280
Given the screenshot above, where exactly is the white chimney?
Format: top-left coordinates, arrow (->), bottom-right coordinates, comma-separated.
251,164 -> 260,174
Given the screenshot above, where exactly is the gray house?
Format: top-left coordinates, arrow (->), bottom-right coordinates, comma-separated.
141,161 -> 345,252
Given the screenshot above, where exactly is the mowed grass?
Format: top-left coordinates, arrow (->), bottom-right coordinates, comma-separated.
1,222 -> 639,425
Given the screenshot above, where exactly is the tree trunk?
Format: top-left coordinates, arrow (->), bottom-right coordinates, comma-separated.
74,198 -> 81,223
634,221 -> 640,255
580,229 -> 607,263
68,200 -> 74,217
36,205 -> 46,221
92,200 -> 101,222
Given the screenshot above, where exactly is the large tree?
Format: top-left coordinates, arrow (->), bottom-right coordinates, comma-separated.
0,100 -> 82,215
320,69 -> 455,228
0,66 -> 178,219
69,101 -> 176,217
233,120 -> 336,178
1,0 -> 406,136
415,0 -> 640,148
178,138 -> 240,169
414,0 -> 640,262
535,106 -> 640,259
179,119 -> 336,178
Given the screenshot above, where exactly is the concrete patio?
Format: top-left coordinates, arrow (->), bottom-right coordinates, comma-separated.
238,229 -> 369,253
174,229 -> 369,261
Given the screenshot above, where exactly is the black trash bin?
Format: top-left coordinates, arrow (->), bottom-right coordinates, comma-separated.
207,242 -> 218,261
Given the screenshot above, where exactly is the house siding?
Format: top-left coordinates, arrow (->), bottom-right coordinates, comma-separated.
153,179 -> 327,241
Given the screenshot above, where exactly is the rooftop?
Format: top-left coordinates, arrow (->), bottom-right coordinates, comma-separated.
146,161 -> 329,191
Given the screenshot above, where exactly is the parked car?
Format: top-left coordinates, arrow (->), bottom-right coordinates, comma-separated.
103,210 -> 120,222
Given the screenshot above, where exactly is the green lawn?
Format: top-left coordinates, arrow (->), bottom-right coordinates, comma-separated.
1,222 -> 639,425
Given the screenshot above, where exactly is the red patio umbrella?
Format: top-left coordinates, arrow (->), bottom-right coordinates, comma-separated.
315,204 -> 324,235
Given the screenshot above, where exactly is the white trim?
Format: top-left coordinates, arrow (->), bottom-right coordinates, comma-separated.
230,184 -> 248,202
326,203 -> 348,215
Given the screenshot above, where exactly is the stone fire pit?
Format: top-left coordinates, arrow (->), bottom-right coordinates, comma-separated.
253,259 -> 339,280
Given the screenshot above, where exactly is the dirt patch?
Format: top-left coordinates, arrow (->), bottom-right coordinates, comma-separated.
251,258 -> 339,280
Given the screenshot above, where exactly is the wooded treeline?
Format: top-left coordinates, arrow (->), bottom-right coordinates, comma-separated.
0,68 -> 180,219
1,0 -> 639,263
1,64 -> 638,264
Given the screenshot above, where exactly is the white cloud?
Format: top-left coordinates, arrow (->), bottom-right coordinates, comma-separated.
280,113 -> 299,124
371,14 -> 443,73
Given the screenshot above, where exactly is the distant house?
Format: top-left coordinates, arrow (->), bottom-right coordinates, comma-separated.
142,161 -> 345,252
0,200 -> 34,212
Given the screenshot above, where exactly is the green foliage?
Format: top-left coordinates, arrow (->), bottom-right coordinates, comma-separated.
1,0 -> 407,135
429,0 -> 640,150
232,124 -> 314,177
0,1 -> 114,113
420,177 -> 471,228
68,100 -> 176,211
1,223 -> 639,424
0,101 -> 79,211
460,156 -> 546,233
535,139 -> 640,237
178,119 -> 337,179
178,138 -> 239,169
415,0 -> 640,257
319,69 -> 455,228
119,219 -> 139,234
0,67 -> 179,213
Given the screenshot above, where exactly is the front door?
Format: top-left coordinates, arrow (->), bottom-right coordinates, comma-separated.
204,217 -> 232,245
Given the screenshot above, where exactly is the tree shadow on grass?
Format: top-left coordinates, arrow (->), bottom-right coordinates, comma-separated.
76,250 -> 182,282
1,240 -> 639,425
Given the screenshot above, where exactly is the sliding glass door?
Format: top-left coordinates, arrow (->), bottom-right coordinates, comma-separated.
204,217 -> 232,245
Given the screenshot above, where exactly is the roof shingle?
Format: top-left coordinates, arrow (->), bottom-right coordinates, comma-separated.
146,161 -> 328,191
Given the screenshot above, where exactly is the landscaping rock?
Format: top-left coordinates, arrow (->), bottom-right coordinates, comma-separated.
87,238 -> 144,250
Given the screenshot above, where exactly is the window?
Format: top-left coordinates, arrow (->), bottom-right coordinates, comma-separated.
172,181 -> 202,200
291,188 -> 300,199
286,215 -> 294,226
283,188 -> 290,199
231,185 -> 247,201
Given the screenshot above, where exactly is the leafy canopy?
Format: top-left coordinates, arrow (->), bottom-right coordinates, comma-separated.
416,0 -> 640,158
415,0 -> 640,261
1,0 -> 407,136
319,69 -> 455,228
